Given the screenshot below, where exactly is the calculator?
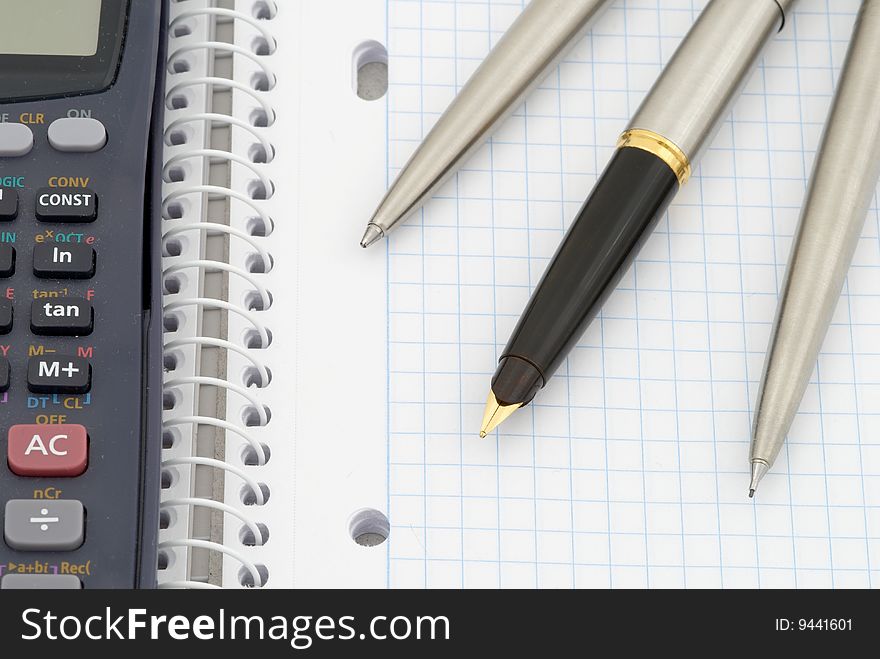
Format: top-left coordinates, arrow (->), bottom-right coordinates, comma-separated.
0,0 -> 166,588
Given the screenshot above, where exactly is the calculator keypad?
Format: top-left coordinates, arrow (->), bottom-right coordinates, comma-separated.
4,500 -> 85,552
27,355 -> 92,395
1,574 -> 82,589
0,359 -> 8,393
2,145 -> 104,586
0,302 -> 12,334
33,243 -> 96,278
0,123 -> 34,158
0,188 -> 18,220
35,187 -> 98,223
47,118 -> 107,154
0,245 -> 15,277
7,424 -> 89,478
31,298 -> 94,336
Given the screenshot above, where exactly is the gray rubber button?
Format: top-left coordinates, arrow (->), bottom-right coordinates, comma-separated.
4,499 -> 84,551
0,123 -> 34,157
1,574 -> 81,589
48,117 -> 107,153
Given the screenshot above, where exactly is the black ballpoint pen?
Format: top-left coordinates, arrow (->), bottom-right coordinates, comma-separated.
480,0 -> 798,437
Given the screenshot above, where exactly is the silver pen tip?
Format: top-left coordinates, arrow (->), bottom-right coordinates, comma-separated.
360,224 -> 384,248
749,461 -> 769,498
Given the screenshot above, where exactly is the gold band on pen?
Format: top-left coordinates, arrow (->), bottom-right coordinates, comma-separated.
617,128 -> 692,186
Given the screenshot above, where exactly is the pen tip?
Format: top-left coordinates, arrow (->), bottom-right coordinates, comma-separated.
479,390 -> 523,438
360,224 -> 384,248
749,489 -> 755,499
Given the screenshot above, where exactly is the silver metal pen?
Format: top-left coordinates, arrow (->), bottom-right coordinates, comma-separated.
360,0 -> 613,248
749,0 -> 880,497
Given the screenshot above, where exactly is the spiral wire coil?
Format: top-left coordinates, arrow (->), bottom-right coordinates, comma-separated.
159,0 -> 278,589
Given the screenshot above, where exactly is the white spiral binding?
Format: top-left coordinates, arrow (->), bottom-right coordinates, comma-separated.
159,0 -> 278,589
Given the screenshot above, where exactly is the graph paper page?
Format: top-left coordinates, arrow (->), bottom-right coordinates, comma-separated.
379,0 -> 879,588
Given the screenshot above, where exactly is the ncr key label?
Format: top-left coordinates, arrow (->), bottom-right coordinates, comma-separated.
7,424 -> 88,477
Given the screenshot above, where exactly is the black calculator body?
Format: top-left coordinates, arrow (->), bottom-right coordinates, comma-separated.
0,0 -> 166,588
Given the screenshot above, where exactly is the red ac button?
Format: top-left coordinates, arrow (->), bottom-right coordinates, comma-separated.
7,424 -> 88,477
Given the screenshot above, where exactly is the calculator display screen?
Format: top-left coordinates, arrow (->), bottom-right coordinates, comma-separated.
0,0 -> 128,102
0,0 -> 103,56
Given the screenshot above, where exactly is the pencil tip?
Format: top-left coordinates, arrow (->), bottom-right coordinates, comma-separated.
749,461 -> 769,499
479,390 -> 523,438
360,224 -> 384,248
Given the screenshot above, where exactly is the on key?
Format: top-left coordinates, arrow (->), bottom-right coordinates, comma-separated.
31,298 -> 93,336
35,187 -> 97,223
33,243 -> 96,278
27,355 -> 91,394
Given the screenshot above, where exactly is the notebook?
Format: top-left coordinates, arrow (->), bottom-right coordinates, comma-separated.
159,0 -> 879,589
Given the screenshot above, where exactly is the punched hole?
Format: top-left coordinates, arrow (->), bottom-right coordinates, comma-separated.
162,389 -> 181,411
239,523 -> 270,547
245,290 -> 273,312
238,564 -> 269,588
251,36 -> 276,56
243,366 -> 272,388
163,312 -> 183,333
248,143 -> 275,164
241,483 -> 271,506
170,58 -> 191,74
353,40 -> 388,101
246,215 -> 274,237
241,443 -> 271,466
166,129 -> 190,146
245,252 -> 274,274
252,1 -> 277,20
159,508 -> 175,530
244,328 -> 273,349
157,551 -> 172,571
251,71 -> 275,92
162,428 -> 179,450
164,165 -> 188,183
164,201 -> 186,220
247,179 -> 274,200
242,405 -> 272,427
163,274 -> 185,295
163,351 -> 181,372
249,108 -> 274,128
160,468 -> 179,490
168,94 -> 190,110
349,509 -> 390,547
163,237 -> 186,257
